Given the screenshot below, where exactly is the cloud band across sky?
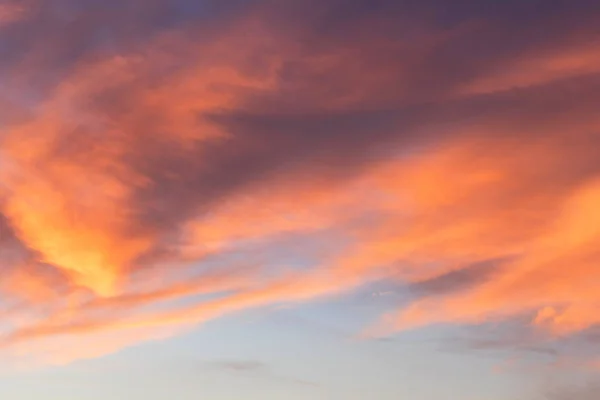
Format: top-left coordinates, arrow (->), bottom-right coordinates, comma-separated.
0,0 -> 599,368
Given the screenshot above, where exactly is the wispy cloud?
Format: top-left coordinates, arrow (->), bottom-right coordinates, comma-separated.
204,360 -> 320,388
544,382 -> 600,400
0,0 -> 599,371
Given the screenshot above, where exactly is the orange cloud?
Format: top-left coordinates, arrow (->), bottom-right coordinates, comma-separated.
461,40 -> 600,95
359,138 -> 600,339
0,0 -> 599,368
0,1 -> 27,27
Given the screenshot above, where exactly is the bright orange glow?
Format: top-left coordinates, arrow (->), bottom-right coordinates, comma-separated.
0,2 -> 599,369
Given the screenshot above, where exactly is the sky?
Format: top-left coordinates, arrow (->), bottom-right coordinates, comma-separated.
0,0 -> 599,399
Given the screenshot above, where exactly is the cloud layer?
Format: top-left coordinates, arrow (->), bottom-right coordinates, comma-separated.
0,0 -> 599,367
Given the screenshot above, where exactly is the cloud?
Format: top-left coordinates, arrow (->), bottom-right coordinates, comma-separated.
205,359 -> 319,388
210,360 -> 266,372
544,383 -> 600,400
407,257 -> 507,297
0,0 -> 599,369
0,1 -> 28,27
359,139 -> 600,341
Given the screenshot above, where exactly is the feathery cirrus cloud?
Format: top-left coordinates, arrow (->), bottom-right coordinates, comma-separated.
0,0 -> 599,368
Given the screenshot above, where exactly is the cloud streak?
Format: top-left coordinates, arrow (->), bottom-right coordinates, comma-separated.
0,0 -> 599,369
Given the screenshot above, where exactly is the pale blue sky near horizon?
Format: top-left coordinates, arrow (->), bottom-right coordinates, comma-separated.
0,296 -> 543,400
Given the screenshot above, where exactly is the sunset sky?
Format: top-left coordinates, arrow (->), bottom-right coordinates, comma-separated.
0,0 -> 599,399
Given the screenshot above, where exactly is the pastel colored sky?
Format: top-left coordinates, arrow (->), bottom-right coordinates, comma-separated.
0,0 -> 599,399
